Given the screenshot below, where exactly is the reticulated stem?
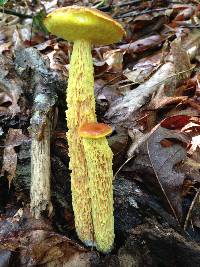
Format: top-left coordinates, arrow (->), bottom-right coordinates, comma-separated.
82,137 -> 114,253
66,39 -> 96,245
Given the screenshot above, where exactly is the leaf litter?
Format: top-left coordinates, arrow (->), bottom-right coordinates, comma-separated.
1,0 -> 200,265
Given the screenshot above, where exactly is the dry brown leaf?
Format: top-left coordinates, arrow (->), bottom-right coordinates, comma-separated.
0,209 -> 99,266
1,145 -> 17,188
120,35 -> 164,54
124,53 -> 162,84
148,84 -> 188,110
171,38 -> 193,82
46,50 -> 68,75
174,6 -> 195,21
1,129 -> 28,187
0,41 -> 12,54
103,49 -> 124,72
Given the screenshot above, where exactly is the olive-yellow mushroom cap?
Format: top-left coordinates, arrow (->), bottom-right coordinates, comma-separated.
44,6 -> 126,45
78,122 -> 112,139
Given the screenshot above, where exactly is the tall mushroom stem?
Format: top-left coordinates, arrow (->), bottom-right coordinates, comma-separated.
82,137 -> 114,253
67,39 -> 96,245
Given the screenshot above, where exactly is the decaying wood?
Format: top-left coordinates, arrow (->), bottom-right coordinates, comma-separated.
112,177 -> 200,267
30,113 -> 52,218
140,221 -> 200,267
15,48 -> 58,218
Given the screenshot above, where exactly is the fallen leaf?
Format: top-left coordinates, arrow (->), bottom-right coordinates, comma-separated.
106,61 -> 175,124
181,121 -> 200,133
119,35 -> 164,54
46,49 -> 68,75
171,38 -> 193,82
174,6 -> 195,21
0,209 -> 99,266
123,52 -> 162,84
147,126 -> 189,221
190,135 -> 200,154
185,99 -> 200,113
0,41 -> 11,54
148,83 -> 188,110
103,49 -> 124,72
95,78 -> 121,107
161,115 -> 191,130
1,129 -> 28,187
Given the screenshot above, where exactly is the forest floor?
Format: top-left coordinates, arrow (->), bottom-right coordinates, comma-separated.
1,0 -> 200,266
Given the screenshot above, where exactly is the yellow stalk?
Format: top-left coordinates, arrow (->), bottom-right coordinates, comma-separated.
67,39 -> 96,245
82,137 -> 114,253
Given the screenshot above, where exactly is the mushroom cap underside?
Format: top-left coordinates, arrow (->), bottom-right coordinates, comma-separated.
44,6 -> 125,45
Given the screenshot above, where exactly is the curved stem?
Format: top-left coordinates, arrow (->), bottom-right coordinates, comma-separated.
67,39 -> 96,245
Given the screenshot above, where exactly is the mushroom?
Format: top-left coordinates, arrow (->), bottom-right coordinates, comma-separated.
78,122 -> 113,252
44,6 -> 125,250
78,122 -> 112,139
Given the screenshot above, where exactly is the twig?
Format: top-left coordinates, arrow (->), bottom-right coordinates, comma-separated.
31,111 -> 53,219
117,0 -> 143,8
184,188 -> 200,230
0,7 -> 32,19
114,7 -> 170,18
180,25 -> 200,29
115,7 -> 137,18
117,0 -> 179,8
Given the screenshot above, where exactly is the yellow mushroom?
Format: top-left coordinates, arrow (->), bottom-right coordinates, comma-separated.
44,6 -> 125,251
78,122 -> 114,253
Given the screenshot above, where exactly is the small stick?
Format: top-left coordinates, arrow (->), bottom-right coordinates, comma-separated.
114,7 -> 169,18
117,0 -> 142,7
184,188 -> 200,230
0,7 -> 32,18
30,111 -> 53,219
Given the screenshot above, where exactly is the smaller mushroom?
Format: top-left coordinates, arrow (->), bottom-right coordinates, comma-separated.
78,122 -> 112,139
78,122 -> 114,253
